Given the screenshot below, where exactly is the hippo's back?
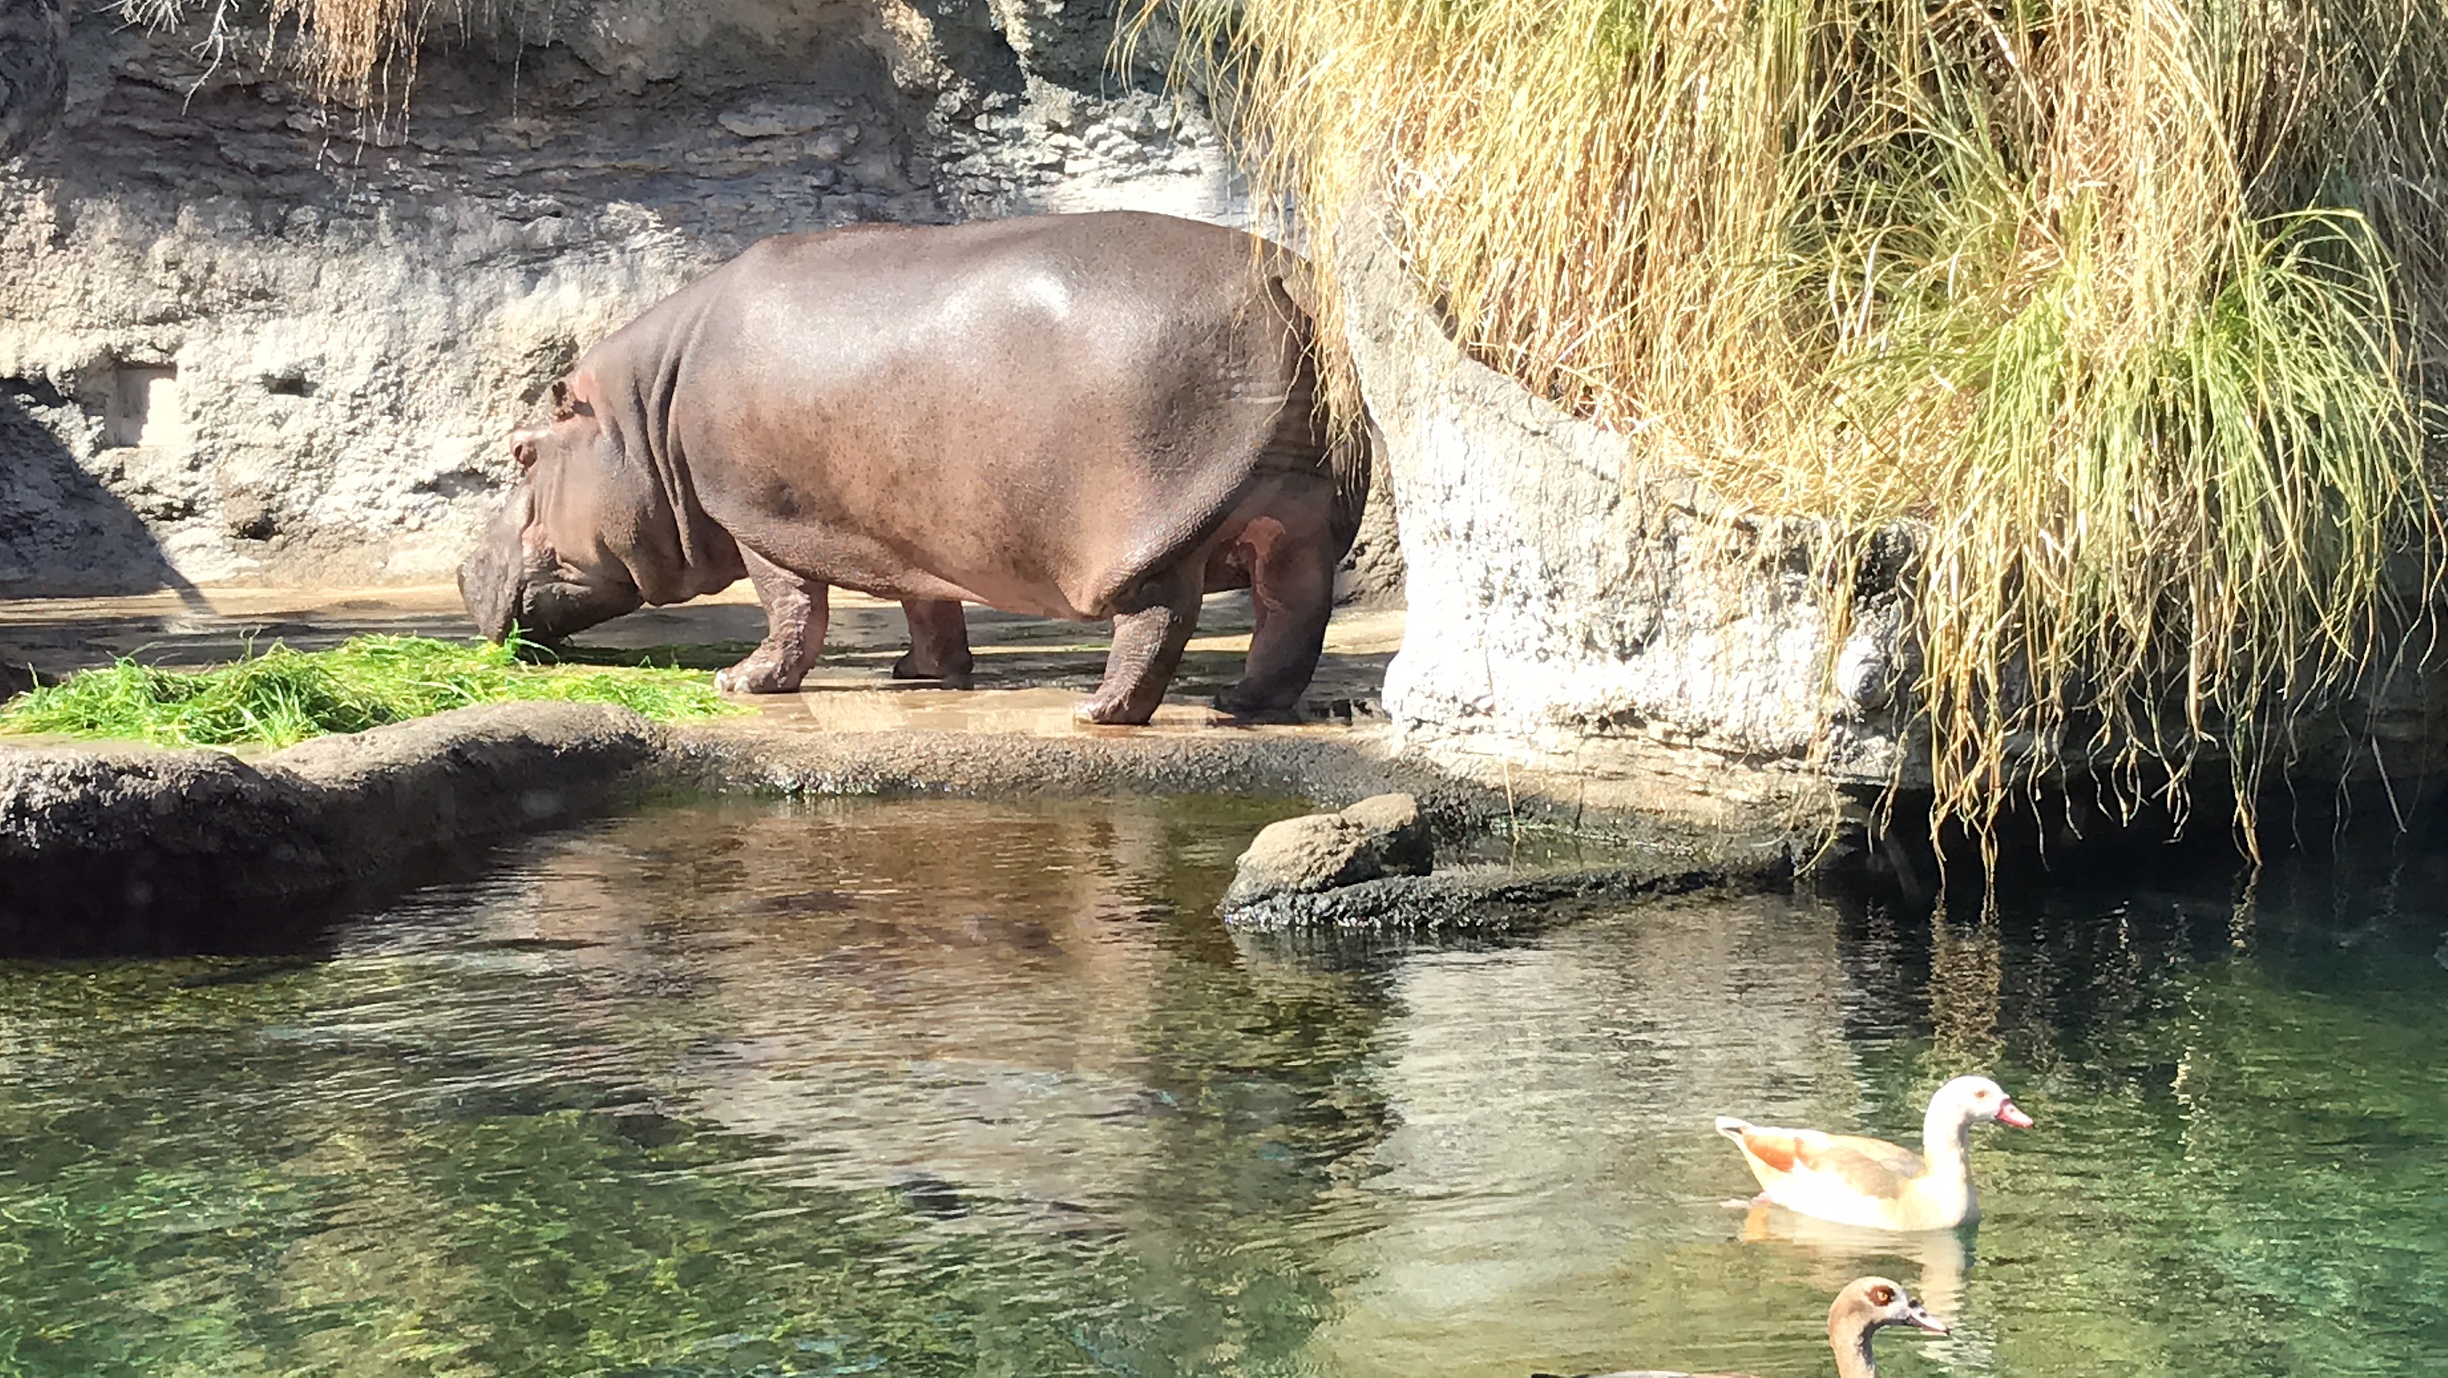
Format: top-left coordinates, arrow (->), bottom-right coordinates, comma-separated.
656,212 -> 1329,618
723,210 -> 1282,325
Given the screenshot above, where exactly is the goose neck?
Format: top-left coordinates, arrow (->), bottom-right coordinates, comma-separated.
1829,1318 -> 1880,1378
1922,1095 -> 1975,1165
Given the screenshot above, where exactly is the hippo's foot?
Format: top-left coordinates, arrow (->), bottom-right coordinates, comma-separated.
895,599 -> 974,689
1213,698 -> 1303,723
715,651 -> 809,695
892,649 -> 974,690
1213,683 -> 1304,719
1076,581 -> 1203,726
725,550 -> 828,694
1073,690 -> 1159,726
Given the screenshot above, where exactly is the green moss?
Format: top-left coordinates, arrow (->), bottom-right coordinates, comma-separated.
0,634 -> 744,750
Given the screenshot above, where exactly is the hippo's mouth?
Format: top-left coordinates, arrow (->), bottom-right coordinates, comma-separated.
457,490 -> 643,643
457,519 -> 529,644
512,569 -> 645,642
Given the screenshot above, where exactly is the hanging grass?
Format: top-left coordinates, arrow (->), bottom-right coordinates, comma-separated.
0,634 -> 742,751
109,0 -> 539,118
1153,0 -> 2448,844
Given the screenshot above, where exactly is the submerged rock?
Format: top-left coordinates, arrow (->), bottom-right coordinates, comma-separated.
1222,792 -> 1434,912
1223,864 -> 1740,934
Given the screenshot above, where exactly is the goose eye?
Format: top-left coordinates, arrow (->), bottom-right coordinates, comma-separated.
1869,1286 -> 1895,1305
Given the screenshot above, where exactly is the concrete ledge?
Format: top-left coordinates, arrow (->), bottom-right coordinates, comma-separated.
666,724 -> 1432,808
0,702 -> 1808,947
658,723 -> 1802,864
0,702 -> 661,943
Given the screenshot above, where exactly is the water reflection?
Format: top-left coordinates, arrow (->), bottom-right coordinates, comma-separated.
1,797 -> 2445,1376
1735,1204 -> 1980,1365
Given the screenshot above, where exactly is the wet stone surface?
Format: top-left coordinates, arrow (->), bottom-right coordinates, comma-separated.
0,583 -> 1404,733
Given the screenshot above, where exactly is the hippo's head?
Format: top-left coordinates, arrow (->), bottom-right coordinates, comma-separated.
458,381 -> 647,643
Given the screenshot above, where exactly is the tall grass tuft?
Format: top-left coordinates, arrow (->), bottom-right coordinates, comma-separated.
1159,0 -> 2448,841
0,634 -> 741,751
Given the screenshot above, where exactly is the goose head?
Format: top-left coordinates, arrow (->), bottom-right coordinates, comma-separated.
1828,1276 -> 1948,1376
1931,1075 -> 2033,1130
1830,1276 -> 1950,1338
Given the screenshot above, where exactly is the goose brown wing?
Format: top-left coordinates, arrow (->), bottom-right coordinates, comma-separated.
1800,1134 -> 1925,1198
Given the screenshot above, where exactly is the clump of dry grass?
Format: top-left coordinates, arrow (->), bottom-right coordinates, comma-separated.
1159,0 -> 2448,844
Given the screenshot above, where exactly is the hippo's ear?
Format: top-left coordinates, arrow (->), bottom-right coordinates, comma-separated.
510,428 -> 543,469
549,378 -> 577,420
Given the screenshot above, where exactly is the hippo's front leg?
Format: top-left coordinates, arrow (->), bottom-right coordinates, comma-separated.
894,599 -> 975,689
715,547 -> 829,694
1076,569 -> 1204,725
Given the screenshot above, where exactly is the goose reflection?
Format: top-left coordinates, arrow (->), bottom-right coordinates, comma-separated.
1736,1200 -> 1989,1369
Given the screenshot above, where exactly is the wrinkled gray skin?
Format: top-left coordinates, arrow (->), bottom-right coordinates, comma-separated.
458,211 -> 1368,724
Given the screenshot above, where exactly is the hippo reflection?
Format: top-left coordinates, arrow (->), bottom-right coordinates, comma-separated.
457,210 -> 1370,724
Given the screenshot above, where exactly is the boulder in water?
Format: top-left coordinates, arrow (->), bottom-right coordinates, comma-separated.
1222,793 -> 1433,912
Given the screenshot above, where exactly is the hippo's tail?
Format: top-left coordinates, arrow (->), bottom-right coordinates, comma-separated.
1270,258 -> 1374,556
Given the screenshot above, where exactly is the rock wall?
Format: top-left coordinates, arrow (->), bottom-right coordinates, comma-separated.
0,0 -> 1245,592
0,0 -> 68,159
1336,218 -> 1912,834
1340,212 -> 2448,829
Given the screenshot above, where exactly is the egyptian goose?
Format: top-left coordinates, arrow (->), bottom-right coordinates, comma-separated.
1532,1276 -> 1947,1378
1715,1075 -> 2032,1231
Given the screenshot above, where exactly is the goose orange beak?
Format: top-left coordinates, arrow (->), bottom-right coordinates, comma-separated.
1996,1098 -> 2034,1129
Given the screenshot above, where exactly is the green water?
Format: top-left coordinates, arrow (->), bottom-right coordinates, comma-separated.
2,797 -> 2445,1377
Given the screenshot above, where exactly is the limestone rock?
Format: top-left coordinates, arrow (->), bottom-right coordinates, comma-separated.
0,0 -> 67,160
0,4 -> 1247,594
0,702 -> 660,945
1222,792 -> 1432,912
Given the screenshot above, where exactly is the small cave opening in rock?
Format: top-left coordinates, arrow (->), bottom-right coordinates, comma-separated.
101,363 -> 180,449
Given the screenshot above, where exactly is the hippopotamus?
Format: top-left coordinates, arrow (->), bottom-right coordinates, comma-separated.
457,210 -> 1368,724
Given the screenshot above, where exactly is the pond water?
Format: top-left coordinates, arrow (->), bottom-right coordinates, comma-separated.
2,796 -> 2445,1377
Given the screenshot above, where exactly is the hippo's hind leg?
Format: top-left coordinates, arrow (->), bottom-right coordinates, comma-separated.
1216,512 -> 1335,717
1076,568 -> 1204,726
715,547 -> 828,695
893,599 -> 974,689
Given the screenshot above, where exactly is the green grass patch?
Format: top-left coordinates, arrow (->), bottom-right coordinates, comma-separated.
0,634 -> 744,750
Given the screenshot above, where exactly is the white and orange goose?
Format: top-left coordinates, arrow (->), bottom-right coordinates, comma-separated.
1533,1277 -> 1947,1378
1715,1076 -> 2033,1231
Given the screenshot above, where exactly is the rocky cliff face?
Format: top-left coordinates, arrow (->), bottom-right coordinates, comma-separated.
0,0 -> 1243,592
1337,212 -> 2448,831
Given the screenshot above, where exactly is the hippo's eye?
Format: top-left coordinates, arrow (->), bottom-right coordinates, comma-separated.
1869,1285 -> 1895,1305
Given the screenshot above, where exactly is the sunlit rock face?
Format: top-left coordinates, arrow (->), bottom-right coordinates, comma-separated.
1334,218 -> 1913,836
0,0 -> 1243,593
1337,214 -> 2448,828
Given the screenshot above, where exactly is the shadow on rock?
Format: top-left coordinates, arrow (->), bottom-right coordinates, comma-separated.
0,387 -> 198,598
0,0 -> 68,160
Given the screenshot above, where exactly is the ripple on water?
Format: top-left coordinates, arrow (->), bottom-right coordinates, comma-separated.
2,795 -> 2446,1376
